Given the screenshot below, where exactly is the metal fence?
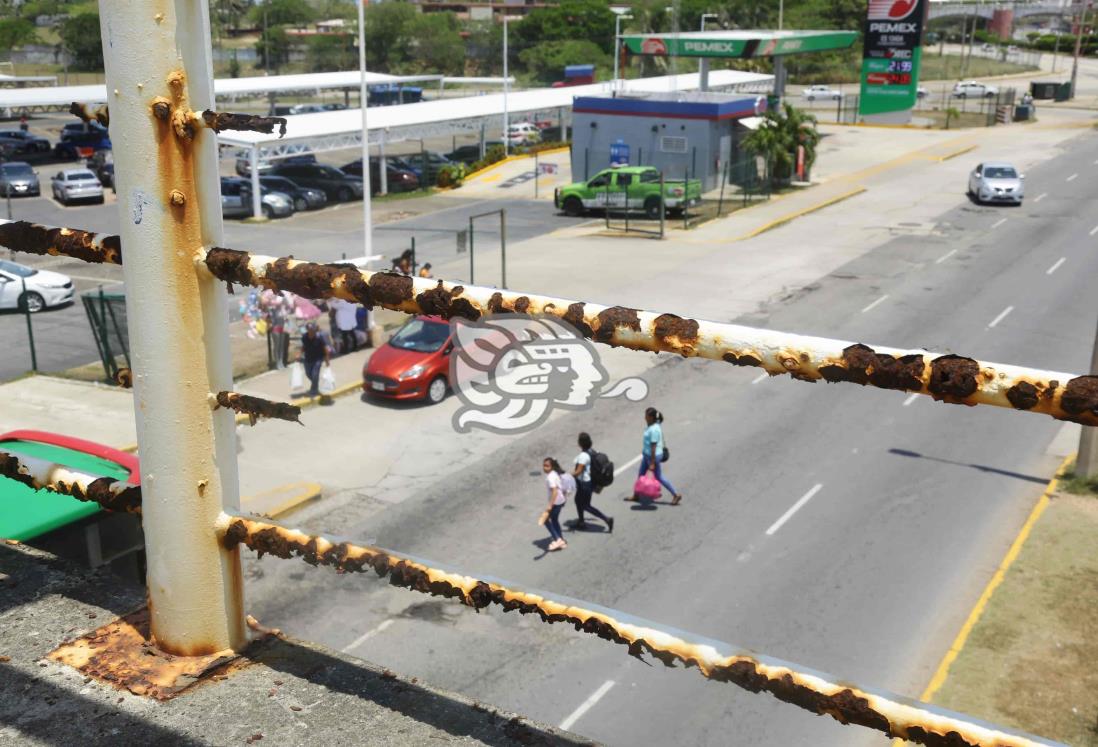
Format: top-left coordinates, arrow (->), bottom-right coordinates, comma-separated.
0,4 -> 1071,745
831,88 -> 1019,127
81,286 -> 130,382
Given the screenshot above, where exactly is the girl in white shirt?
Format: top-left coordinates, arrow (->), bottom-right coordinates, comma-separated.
541,458 -> 569,551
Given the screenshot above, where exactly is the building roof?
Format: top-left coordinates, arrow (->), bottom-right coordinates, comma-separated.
621,29 -> 859,58
216,70 -> 773,157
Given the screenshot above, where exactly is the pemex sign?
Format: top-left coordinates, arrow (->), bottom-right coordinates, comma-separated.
858,0 -> 930,118
621,31 -> 857,60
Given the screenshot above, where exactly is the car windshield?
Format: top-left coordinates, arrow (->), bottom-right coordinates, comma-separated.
388,319 -> 449,353
1,164 -> 33,176
0,260 -> 37,278
67,171 -> 96,181
983,167 -> 1017,178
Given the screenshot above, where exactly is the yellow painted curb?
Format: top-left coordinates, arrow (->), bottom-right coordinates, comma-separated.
936,144 -> 977,162
734,186 -> 867,241
464,145 -> 571,181
241,481 -> 322,519
917,452 -> 1075,702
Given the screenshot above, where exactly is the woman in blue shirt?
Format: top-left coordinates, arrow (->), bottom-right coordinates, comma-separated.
631,407 -> 682,505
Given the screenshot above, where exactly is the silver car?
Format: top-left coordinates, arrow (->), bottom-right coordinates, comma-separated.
0,162 -> 41,197
51,168 -> 104,205
0,257 -> 74,312
968,162 -> 1024,205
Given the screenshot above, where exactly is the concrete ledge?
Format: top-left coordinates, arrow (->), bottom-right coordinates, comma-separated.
0,542 -> 590,746
734,186 -> 868,241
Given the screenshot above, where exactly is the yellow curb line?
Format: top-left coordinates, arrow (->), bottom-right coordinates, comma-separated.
908,452 -> 1076,719
935,144 -> 978,162
240,481 -> 322,519
733,186 -> 867,241
464,145 -> 571,181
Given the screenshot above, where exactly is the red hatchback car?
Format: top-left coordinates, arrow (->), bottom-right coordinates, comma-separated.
363,315 -> 452,404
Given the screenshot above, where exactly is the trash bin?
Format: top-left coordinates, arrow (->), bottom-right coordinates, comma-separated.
1029,81 -> 1061,100
1054,81 -> 1072,101
1014,104 -> 1034,121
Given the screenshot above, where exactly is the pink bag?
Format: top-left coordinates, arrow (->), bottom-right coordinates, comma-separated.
633,473 -> 662,500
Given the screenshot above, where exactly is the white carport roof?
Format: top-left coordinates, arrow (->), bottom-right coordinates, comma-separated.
0,70 -> 511,110
217,70 -> 773,158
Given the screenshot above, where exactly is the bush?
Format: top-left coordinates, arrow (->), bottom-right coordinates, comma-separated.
515,140 -> 570,155
469,144 -> 507,173
436,163 -> 468,189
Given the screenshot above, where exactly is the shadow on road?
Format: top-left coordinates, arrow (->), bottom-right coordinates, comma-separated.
888,447 -> 1049,485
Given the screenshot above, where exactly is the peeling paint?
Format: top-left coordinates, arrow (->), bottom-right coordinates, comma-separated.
200,110 -> 287,138
214,391 -> 302,426
0,450 -> 141,514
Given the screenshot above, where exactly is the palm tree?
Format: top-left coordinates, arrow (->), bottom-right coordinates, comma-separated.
742,102 -> 819,186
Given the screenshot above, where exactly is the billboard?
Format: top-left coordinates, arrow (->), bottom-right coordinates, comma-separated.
620,31 -> 858,60
858,0 -> 930,117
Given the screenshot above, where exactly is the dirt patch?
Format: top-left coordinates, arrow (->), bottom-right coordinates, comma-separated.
932,490 -> 1098,745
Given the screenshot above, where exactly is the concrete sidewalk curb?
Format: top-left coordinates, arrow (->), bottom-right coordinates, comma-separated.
240,480 -> 322,519
935,144 -> 978,162
912,452 -> 1076,710
734,186 -> 868,241
464,145 -> 571,182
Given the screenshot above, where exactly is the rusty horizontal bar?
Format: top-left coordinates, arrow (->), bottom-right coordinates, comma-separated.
69,101 -> 109,128
0,220 -> 121,265
212,391 -> 301,425
200,110 -> 286,138
201,247 -> 1098,427
0,450 -> 141,514
217,513 -> 1055,747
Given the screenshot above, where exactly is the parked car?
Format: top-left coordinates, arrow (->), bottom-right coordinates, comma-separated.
235,152 -> 316,177
362,315 -> 452,404
916,86 -> 929,99
0,130 -> 50,153
0,161 -> 41,197
555,166 -> 702,218
952,80 -> 999,98
54,131 -> 111,160
0,134 -> 36,156
259,175 -> 327,211
61,121 -> 107,138
220,177 -> 295,219
321,103 -> 347,111
95,162 -> 116,192
340,159 -> 419,194
50,168 -> 104,205
0,258 -> 74,312
445,142 -> 504,165
269,104 -> 294,117
967,161 -> 1024,205
269,163 -> 363,202
0,429 -> 143,577
288,103 -> 326,115
801,84 -> 842,101
506,122 -> 540,146
220,177 -> 251,219
390,151 -> 452,185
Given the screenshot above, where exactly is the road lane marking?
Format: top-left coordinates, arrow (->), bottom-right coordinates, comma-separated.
342,619 -> 394,652
1034,192 -> 1047,202
860,294 -> 889,314
991,218 -> 1007,229
614,454 -> 642,477
1090,225 -> 1098,236
1066,173 -> 1078,182
751,372 -> 768,384
1046,257 -> 1066,275
559,680 -> 616,731
902,393 -> 919,406
765,484 -> 823,536
935,248 -> 957,264
988,305 -> 1014,329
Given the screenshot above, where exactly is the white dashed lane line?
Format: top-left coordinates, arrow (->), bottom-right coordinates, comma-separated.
935,248 -> 957,264
1034,193 -> 1047,202
751,372 -> 768,385
1046,257 -> 1066,275
991,217 -> 1007,229
1067,173 -> 1078,182
860,295 -> 889,314
902,393 -> 919,407
559,681 -> 616,731
765,484 -> 824,536
988,306 -> 1014,329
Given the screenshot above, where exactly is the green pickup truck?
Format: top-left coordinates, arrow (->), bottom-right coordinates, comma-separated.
554,166 -> 702,218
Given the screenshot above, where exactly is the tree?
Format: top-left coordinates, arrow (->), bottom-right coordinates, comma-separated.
519,40 -> 610,84
249,0 -> 314,29
404,12 -> 464,76
306,34 -> 355,73
255,26 -> 291,71
59,13 -> 103,71
510,0 -> 616,55
0,18 -> 40,49
362,1 -> 416,72
742,103 -> 819,185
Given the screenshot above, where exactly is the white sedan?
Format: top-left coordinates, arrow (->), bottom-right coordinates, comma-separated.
50,168 -> 104,205
0,258 -> 74,312
801,85 -> 842,101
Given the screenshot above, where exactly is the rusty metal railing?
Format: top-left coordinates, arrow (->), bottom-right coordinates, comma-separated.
0,3 -> 1065,745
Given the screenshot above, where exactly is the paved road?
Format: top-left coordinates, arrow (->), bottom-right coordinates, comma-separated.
235,130 -> 1098,745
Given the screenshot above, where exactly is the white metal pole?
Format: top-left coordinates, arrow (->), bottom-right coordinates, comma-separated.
379,130 -> 388,195
249,145 -> 262,219
614,15 -> 621,93
97,0 -> 245,655
357,0 -> 373,259
699,13 -> 716,92
778,0 -> 784,31
503,17 -> 510,157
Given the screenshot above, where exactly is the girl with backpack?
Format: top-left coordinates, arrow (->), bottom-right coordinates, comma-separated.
630,407 -> 683,505
540,457 -> 569,551
573,432 -> 614,532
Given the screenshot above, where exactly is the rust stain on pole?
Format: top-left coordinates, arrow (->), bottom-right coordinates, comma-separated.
69,101 -> 110,128
0,221 -> 121,264
213,391 -> 302,425
218,515 -> 1048,747
200,110 -> 287,137
0,451 -> 141,514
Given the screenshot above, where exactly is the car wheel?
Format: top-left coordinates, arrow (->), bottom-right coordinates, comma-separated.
337,186 -> 352,201
294,197 -> 307,212
562,196 -> 584,217
262,204 -> 274,219
426,376 -> 447,405
19,291 -> 45,313
644,197 -> 663,219
806,95 -> 815,102
94,195 -> 104,205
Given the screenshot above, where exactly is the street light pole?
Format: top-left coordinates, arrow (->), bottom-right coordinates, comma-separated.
1070,2 -> 1091,99
357,0 -> 373,260
503,15 -> 511,156
614,14 -> 633,93
779,0 -> 784,31
699,14 -> 718,92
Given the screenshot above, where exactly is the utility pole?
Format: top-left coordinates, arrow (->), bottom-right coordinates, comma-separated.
357,0 -> 373,259
1070,1 -> 1091,99
1077,314 -> 1098,477
698,13 -> 717,92
613,13 -> 633,93
502,15 -> 514,156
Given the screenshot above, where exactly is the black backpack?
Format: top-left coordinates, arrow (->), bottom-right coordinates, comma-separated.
588,449 -> 614,492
